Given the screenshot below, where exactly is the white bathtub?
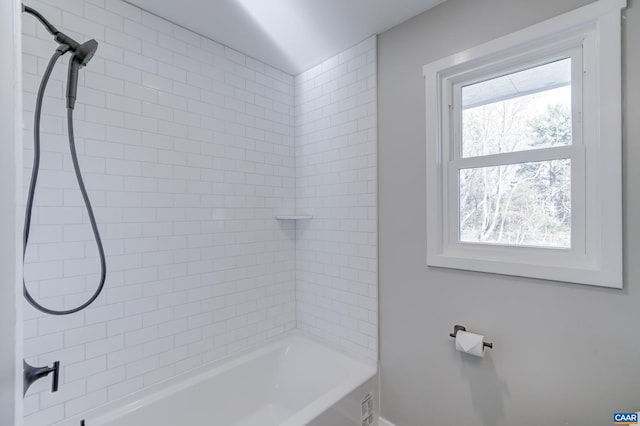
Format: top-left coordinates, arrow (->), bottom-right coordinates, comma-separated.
56,332 -> 377,426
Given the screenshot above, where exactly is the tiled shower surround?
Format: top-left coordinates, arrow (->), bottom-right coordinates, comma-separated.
295,38 -> 378,361
21,0 -> 377,424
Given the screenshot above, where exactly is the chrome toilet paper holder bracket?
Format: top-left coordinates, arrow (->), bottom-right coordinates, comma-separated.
449,325 -> 493,349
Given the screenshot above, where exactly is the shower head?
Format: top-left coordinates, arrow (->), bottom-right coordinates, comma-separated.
23,3 -> 100,108
73,39 -> 99,67
66,39 -> 98,109
22,4 -> 98,65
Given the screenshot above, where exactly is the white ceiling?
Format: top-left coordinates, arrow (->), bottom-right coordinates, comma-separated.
124,0 -> 446,75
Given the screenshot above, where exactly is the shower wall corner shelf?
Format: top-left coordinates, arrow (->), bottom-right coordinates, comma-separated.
274,214 -> 313,220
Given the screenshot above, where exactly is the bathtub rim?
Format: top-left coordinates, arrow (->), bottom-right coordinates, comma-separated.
54,330 -> 378,426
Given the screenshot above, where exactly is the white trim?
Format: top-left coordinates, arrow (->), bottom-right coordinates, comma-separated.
0,0 -> 23,424
423,0 -> 624,288
422,0 -> 625,77
379,417 -> 397,426
452,145 -> 578,169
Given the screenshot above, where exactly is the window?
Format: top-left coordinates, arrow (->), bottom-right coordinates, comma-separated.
457,56 -> 578,250
423,0 -> 625,288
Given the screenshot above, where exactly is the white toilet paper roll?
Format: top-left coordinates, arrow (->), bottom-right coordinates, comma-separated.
455,330 -> 485,357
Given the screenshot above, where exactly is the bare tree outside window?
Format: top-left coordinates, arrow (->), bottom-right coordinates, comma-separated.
459,85 -> 572,248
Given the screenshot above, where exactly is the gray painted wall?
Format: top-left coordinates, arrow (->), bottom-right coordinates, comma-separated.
378,0 -> 640,425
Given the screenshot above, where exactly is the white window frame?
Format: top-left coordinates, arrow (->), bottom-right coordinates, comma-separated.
423,0 -> 625,288
1,0 -> 22,424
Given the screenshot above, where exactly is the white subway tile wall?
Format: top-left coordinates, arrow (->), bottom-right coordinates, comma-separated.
22,0 -> 296,423
295,37 -> 378,361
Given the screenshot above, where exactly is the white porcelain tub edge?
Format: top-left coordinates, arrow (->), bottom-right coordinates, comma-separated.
52,330 -> 377,426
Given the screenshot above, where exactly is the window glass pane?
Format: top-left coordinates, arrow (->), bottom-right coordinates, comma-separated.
459,159 -> 571,248
461,58 -> 572,158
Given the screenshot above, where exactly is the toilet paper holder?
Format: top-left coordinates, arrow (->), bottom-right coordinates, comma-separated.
449,325 -> 493,349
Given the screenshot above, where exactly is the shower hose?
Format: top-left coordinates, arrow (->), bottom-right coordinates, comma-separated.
23,48 -> 106,315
